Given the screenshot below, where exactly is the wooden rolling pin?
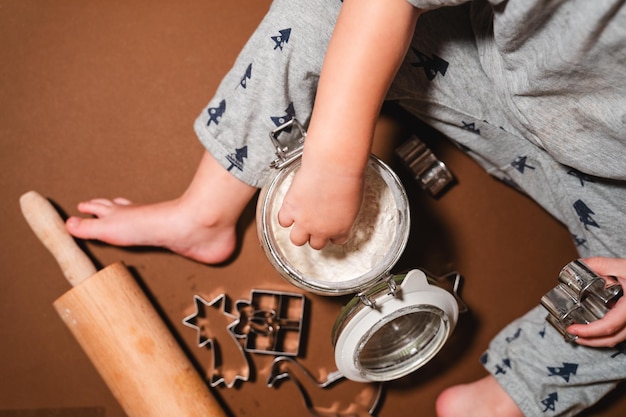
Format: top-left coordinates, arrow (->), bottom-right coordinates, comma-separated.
20,190 -> 227,417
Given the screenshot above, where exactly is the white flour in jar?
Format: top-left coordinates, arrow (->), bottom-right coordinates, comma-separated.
270,167 -> 398,283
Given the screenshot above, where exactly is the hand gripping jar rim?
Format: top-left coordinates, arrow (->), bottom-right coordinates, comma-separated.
256,154 -> 411,296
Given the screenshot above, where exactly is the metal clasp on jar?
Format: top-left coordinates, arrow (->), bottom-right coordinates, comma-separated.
269,118 -> 307,170
357,273 -> 398,309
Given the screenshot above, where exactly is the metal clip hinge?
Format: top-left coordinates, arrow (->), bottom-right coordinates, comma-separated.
269,118 -> 307,170
356,273 -> 397,309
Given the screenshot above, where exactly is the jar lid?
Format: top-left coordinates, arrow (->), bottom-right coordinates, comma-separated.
331,269 -> 459,382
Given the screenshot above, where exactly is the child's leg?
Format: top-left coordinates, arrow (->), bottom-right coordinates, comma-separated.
436,375 -> 523,417
66,0 -> 343,263
65,150 -> 257,264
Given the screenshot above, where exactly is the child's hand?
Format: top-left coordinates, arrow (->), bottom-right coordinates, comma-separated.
567,257 -> 626,347
277,157 -> 364,250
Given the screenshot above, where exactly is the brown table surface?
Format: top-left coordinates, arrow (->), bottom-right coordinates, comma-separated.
1,1 -> 624,416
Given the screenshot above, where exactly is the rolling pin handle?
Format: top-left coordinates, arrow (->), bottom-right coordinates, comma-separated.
19,190 -> 97,286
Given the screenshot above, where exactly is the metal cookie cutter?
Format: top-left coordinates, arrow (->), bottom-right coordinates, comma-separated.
267,355 -> 383,417
182,294 -> 251,388
182,290 -> 307,387
232,289 -> 306,357
395,135 -> 455,197
541,259 -> 623,342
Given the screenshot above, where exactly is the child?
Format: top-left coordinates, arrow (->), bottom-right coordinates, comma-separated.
66,0 -> 626,416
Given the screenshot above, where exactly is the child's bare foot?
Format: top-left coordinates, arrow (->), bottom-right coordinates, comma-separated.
65,151 -> 257,264
66,197 -> 237,264
436,375 -> 523,417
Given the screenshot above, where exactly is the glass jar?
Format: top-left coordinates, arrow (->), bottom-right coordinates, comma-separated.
257,152 -> 410,296
256,119 -> 461,382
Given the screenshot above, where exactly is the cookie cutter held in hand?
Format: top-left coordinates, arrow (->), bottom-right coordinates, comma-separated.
541,259 -> 623,342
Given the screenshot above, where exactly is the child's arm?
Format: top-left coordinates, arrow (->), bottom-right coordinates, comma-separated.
567,257 -> 626,347
278,0 -> 421,249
